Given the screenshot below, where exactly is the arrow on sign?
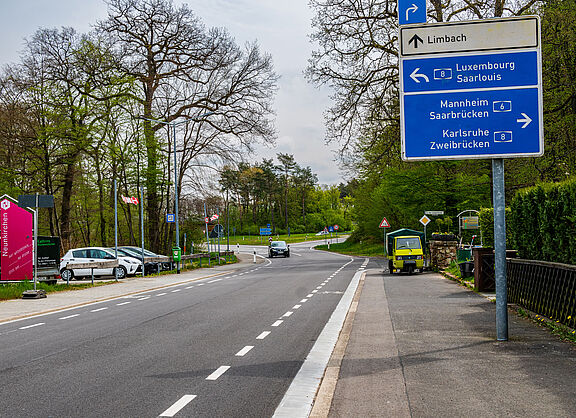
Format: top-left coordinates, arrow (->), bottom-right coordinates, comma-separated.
406,4 -> 418,21
410,67 -> 429,83
516,112 -> 532,128
409,34 -> 424,48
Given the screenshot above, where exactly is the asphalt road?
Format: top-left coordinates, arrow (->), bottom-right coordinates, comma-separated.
0,243 -> 362,417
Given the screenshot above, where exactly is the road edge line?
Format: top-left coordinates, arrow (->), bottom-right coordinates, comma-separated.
272,270 -> 365,418
308,272 -> 365,417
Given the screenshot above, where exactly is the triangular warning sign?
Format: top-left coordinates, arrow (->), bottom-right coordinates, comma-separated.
379,217 -> 390,228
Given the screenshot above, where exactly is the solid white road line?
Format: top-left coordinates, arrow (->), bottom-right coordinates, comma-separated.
256,331 -> 271,340
90,307 -> 108,313
273,270 -> 363,418
19,323 -> 44,330
235,346 -> 254,356
206,366 -> 230,381
59,314 -> 80,320
117,301 -> 131,306
283,311 -> 293,317
159,394 -> 197,417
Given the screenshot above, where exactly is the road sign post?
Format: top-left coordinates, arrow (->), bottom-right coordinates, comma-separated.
399,16 -> 542,341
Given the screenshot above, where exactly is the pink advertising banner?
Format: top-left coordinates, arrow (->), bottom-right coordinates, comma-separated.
1,198 -> 33,280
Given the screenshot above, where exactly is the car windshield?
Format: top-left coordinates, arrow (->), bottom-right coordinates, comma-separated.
271,241 -> 287,248
115,248 -> 142,258
396,237 -> 421,250
121,246 -> 158,256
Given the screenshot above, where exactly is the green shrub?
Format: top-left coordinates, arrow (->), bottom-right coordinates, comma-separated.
510,178 -> 576,263
478,207 -> 513,248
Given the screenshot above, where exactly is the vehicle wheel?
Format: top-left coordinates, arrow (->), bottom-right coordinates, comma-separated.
60,269 -> 74,281
114,266 -> 127,279
408,265 -> 414,275
388,261 -> 393,273
286,253 -> 290,258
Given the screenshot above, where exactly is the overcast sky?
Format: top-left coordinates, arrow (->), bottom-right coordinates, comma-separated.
0,0 -> 342,185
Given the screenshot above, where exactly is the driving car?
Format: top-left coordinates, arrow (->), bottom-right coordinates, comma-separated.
59,247 -> 141,281
268,241 -> 290,258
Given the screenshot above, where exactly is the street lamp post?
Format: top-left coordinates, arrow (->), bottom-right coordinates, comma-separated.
139,112 -> 213,274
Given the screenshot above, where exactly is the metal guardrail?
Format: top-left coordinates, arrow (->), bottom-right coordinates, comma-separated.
508,258 -> 576,329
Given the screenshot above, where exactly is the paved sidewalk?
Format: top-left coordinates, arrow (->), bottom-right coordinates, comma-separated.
0,253 -> 259,323
321,268 -> 576,417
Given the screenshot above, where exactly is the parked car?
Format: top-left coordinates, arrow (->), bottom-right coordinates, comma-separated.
111,247 -> 159,275
60,247 -> 141,281
315,230 -> 329,235
268,241 -> 290,258
120,246 -> 172,271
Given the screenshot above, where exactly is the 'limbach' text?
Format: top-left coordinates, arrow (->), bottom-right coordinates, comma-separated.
428,34 -> 467,44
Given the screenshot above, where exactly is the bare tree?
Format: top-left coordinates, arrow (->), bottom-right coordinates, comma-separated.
98,0 -> 278,252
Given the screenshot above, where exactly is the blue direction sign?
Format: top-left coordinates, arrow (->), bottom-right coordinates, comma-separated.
398,0 -> 426,25
399,17 -> 543,161
259,227 -> 272,236
403,88 -> 540,159
402,51 -> 538,93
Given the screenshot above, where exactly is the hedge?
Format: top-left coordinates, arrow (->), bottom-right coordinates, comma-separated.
509,178 -> 576,264
478,207 -> 513,248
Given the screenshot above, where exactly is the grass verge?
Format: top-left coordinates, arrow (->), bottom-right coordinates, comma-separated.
223,232 -> 348,246
315,240 -> 386,257
0,281 -> 108,301
513,306 -> 576,345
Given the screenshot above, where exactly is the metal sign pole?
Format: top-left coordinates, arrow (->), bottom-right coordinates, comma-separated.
204,203 -> 211,267
140,186 -> 145,277
114,180 -> 119,282
33,194 -> 38,291
493,158 -> 508,341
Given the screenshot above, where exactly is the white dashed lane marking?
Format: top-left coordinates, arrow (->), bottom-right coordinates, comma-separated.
59,314 -> 80,320
159,395 -> 197,417
256,331 -> 271,340
282,311 -> 293,318
292,305 -> 301,310
90,307 -> 108,313
206,366 -> 230,381
272,320 -> 283,327
19,323 -> 45,330
235,346 -> 254,357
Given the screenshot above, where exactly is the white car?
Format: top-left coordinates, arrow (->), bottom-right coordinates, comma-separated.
59,247 -> 141,281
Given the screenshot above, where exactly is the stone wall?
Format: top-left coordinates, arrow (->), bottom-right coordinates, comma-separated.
429,240 -> 458,269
